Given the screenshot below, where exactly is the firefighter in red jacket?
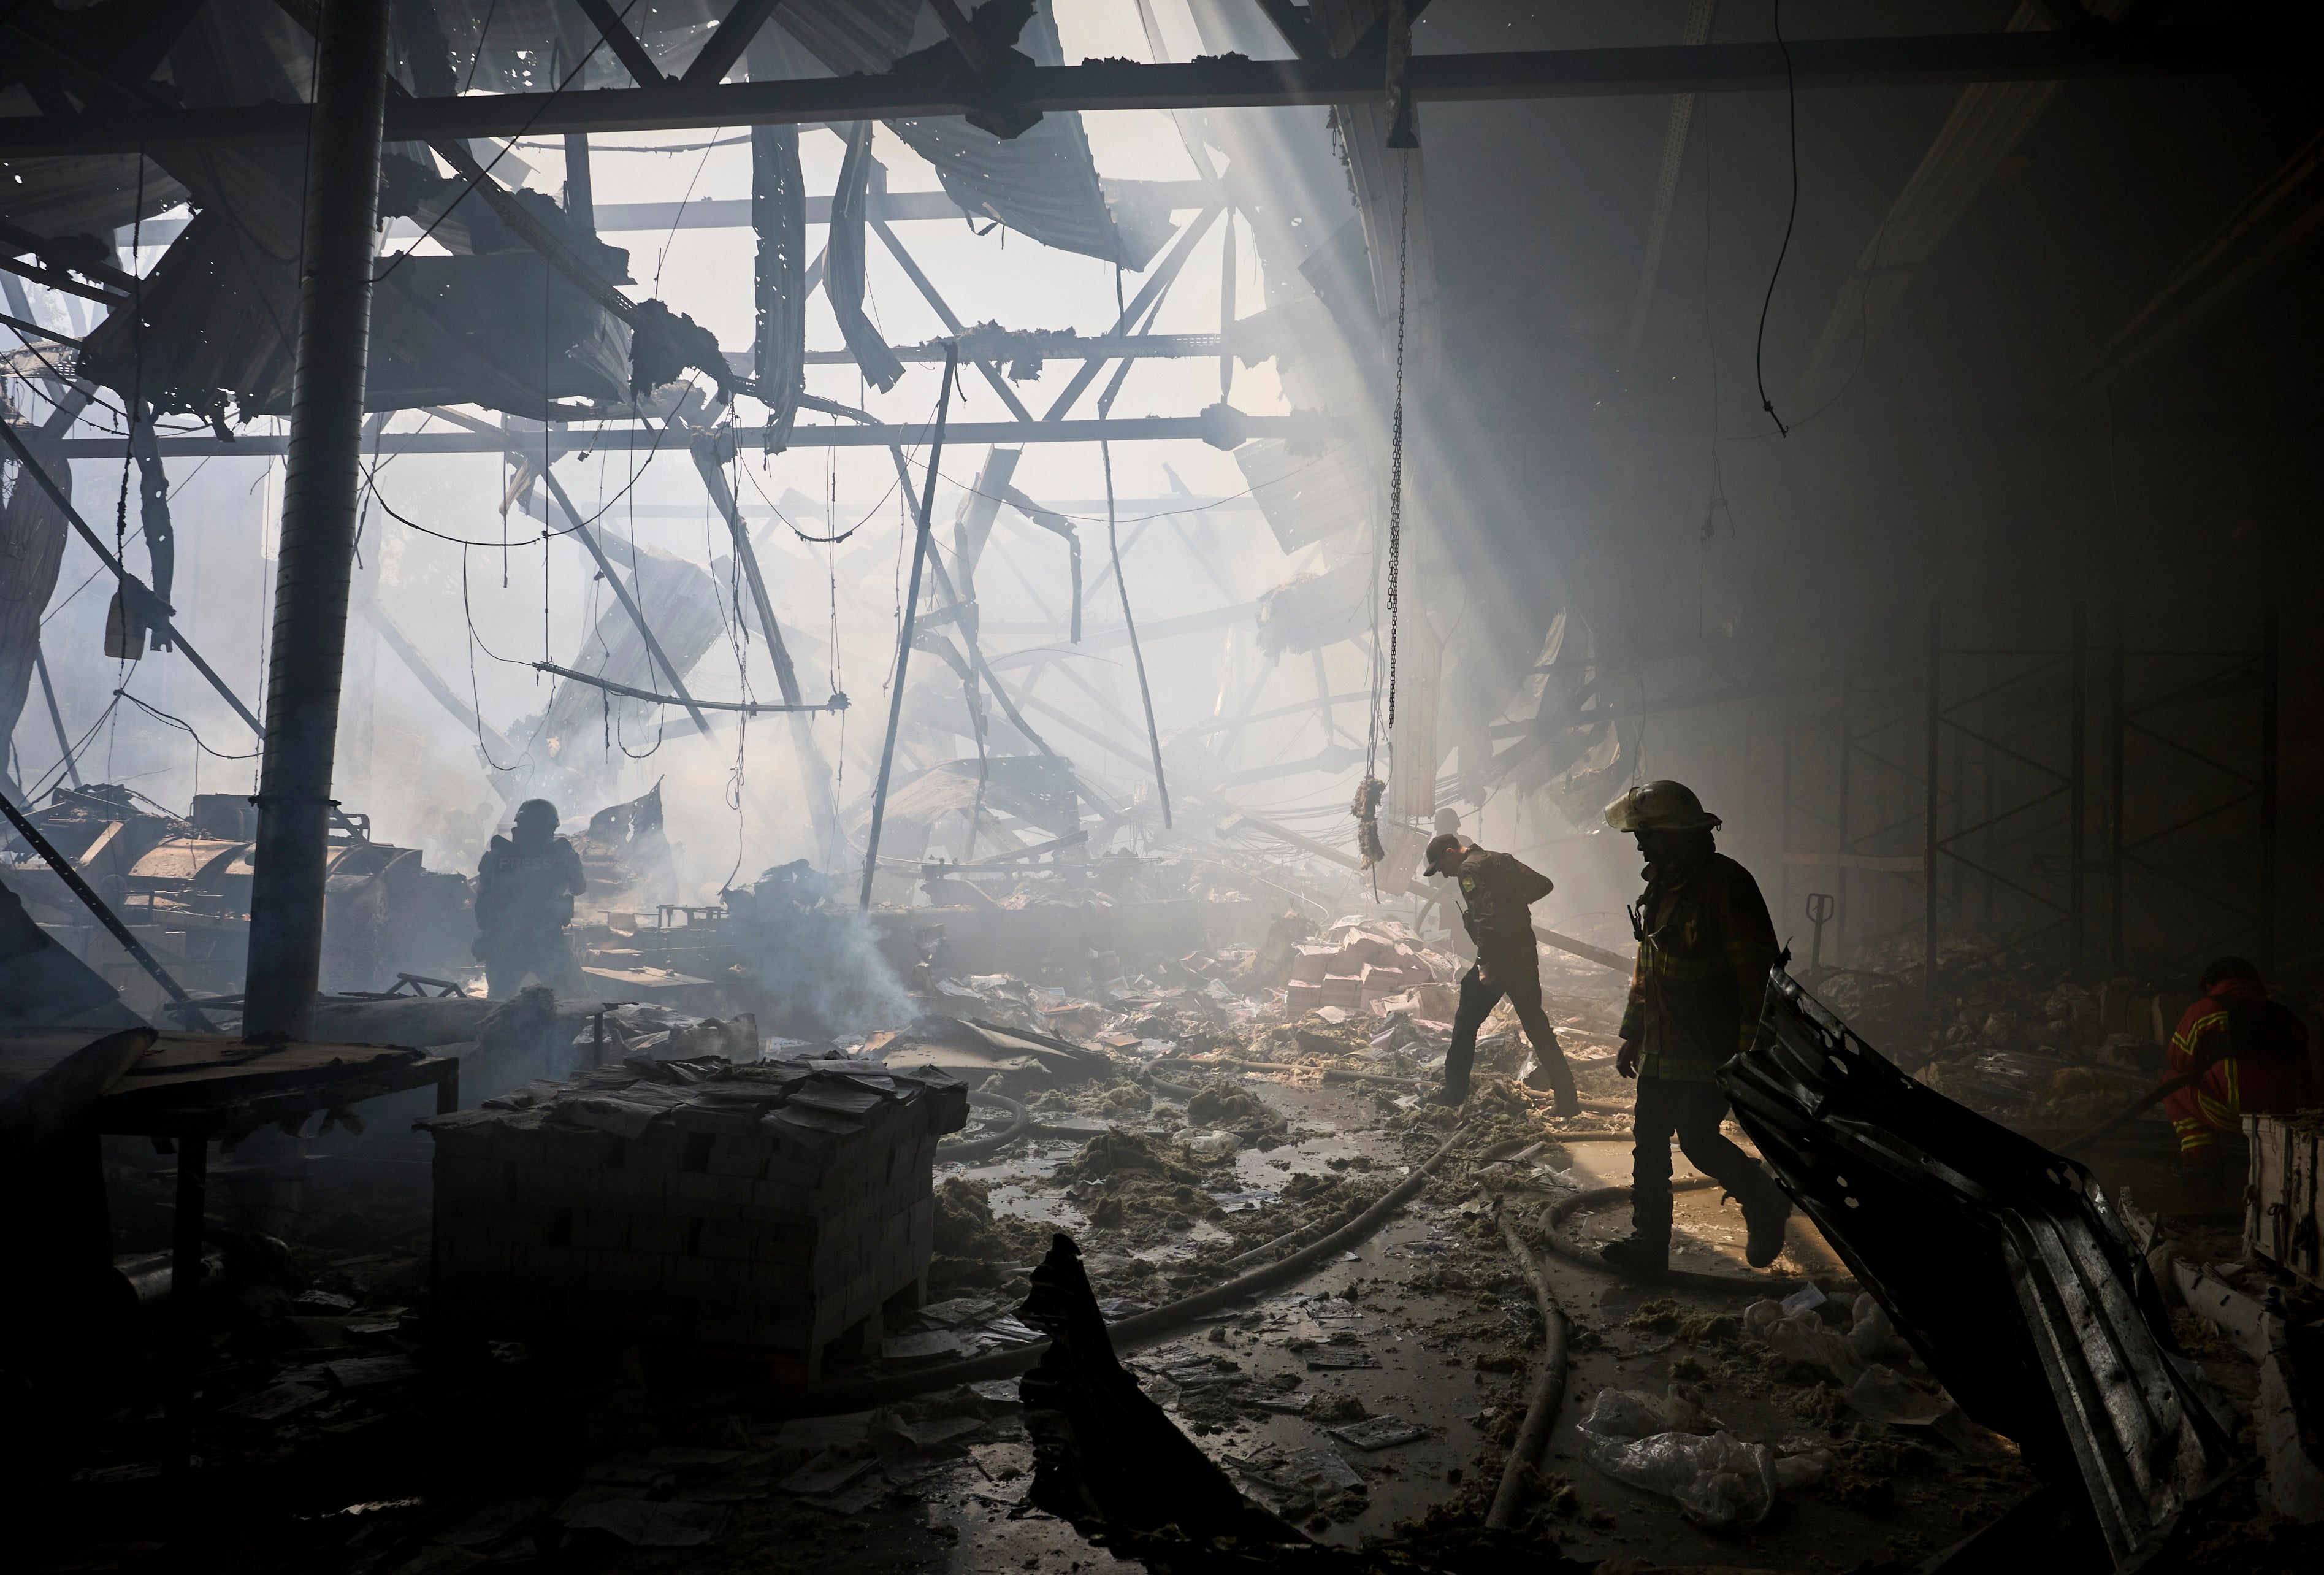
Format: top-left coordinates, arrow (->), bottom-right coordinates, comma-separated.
2162,956 -> 2310,1174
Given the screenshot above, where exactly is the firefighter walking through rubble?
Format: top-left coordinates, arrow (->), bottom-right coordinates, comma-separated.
2162,956 -> 2311,1186
1600,781 -> 1794,1273
473,799 -> 588,998
1421,833 -> 1580,1116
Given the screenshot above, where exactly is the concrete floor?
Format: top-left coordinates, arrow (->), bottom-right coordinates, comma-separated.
898,1072 -> 2032,1574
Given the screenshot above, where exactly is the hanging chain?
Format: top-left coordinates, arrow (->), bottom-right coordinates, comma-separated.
1386,153 -> 1410,729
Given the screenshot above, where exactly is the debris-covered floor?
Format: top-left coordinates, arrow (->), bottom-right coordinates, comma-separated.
19,921 -> 2323,1575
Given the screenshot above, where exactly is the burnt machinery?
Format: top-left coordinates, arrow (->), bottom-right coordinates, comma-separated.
0,784 -> 471,1003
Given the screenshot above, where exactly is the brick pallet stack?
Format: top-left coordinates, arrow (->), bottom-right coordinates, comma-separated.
421,1055 -> 968,1385
1283,927 -> 1454,1018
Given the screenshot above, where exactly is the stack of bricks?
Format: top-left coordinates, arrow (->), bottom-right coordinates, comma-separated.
421,1057 -> 968,1385
1281,929 -> 1450,1018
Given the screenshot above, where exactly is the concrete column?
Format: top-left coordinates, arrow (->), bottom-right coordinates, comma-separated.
242,0 -> 393,1041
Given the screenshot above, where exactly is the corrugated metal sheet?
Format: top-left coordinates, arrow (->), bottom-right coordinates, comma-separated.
882,2 -> 1143,267
418,0 -> 1137,266
1236,437 -> 1374,555
0,153 -> 188,236
76,213 -> 627,416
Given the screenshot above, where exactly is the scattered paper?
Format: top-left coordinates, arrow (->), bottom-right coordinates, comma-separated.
561,1499 -> 727,1547
1328,1416 -> 1428,1451
221,1381 -> 327,1422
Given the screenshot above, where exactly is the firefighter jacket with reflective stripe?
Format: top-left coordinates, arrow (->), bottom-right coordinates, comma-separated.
1619,853 -> 1779,1084
2162,978 -> 2309,1160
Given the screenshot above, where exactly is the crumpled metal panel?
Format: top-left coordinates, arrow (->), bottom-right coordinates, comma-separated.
397,0 -> 1134,263
881,2 -> 1145,267
76,213 -> 627,416
1721,971 -> 2241,1568
0,154 -> 187,236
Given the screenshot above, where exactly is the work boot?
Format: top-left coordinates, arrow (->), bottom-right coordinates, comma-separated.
1599,1234 -> 1669,1276
1429,1082 -> 1470,1108
1743,1189 -> 1794,1270
1521,1054 -> 1583,1119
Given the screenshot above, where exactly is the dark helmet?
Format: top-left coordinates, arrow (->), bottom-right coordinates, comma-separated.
1603,780 -> 1722,834
2199,956 -> 2262,992
514,798 -> 560,829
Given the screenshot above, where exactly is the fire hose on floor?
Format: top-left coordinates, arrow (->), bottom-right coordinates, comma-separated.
1539,1181 -> 1805,1298
1486,1200 -> 1569,1530
782,1122 -> 1495,1414
935,1093 -> 1138,1163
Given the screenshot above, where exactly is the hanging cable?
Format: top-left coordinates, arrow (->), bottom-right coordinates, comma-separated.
1754,0 -> 1799,437
1098,264 -> 1171,830
1351,155 -> 1413,894
1385,153 -> 1410,728
113,689 -> 260,759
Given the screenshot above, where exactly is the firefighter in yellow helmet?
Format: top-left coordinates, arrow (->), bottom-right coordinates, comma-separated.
1600,781 -> 1793,1273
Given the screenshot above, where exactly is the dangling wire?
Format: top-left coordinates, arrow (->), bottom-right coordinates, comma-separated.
1386,152 -> 1410,729
1355,153 -> 1414,900
1100,262 -> 1172,829
1755,0 -> 1799,437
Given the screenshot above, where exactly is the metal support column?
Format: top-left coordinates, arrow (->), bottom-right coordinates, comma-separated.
2108,602 -> 2125,968
33,643 -> 80,788
2069,602 -> 2086,976
241,0 -> 393,1041
1835,665 -> 1853,966
2260,601 -> 2278,973
563,132 -> 595,230
1924,603 -> 1940,1013
861,344 -> 957,906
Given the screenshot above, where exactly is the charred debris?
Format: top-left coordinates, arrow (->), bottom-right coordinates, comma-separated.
6,2 -> 2324,1574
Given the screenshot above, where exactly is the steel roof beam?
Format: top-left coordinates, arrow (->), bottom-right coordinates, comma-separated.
0,28 -> 2301,155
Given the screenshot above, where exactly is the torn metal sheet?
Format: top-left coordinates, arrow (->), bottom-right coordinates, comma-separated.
1721,970 -> 2241,1569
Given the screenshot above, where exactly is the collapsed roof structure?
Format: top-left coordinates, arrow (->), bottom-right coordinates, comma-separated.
4,6 -> 2323,1565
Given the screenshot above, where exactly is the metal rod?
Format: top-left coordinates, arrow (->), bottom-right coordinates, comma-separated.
862,343 -> 958,908
1835,662 -> 1852,966
2070,602 -> 2086,976
2260,600 -> 2278,973
535,468 -> 719,739
868,217 -> 1034,421
1924,605 -> 1940,1017
1041,207 -> 1225,421
531,661 -> 844,713
32,644 -> 81,788
355,592 -> 517,758
0,787 -> 213,1028
241,0 -> 392,1043
6,30 -> 2296,156
61,413 -> 1336,459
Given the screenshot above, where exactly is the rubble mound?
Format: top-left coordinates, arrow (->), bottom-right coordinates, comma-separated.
1628,1298 -> 1740,1344
933,1177 -> 1052,1265
1059,1128 -> 1201,1184
1185,1078 -> 1288,1144
1033,1075 -> 1152,1119
1253,1019 -> 1371,1062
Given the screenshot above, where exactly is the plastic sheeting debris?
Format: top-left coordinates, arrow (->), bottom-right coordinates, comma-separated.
1577,1388 -> 1827,1528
